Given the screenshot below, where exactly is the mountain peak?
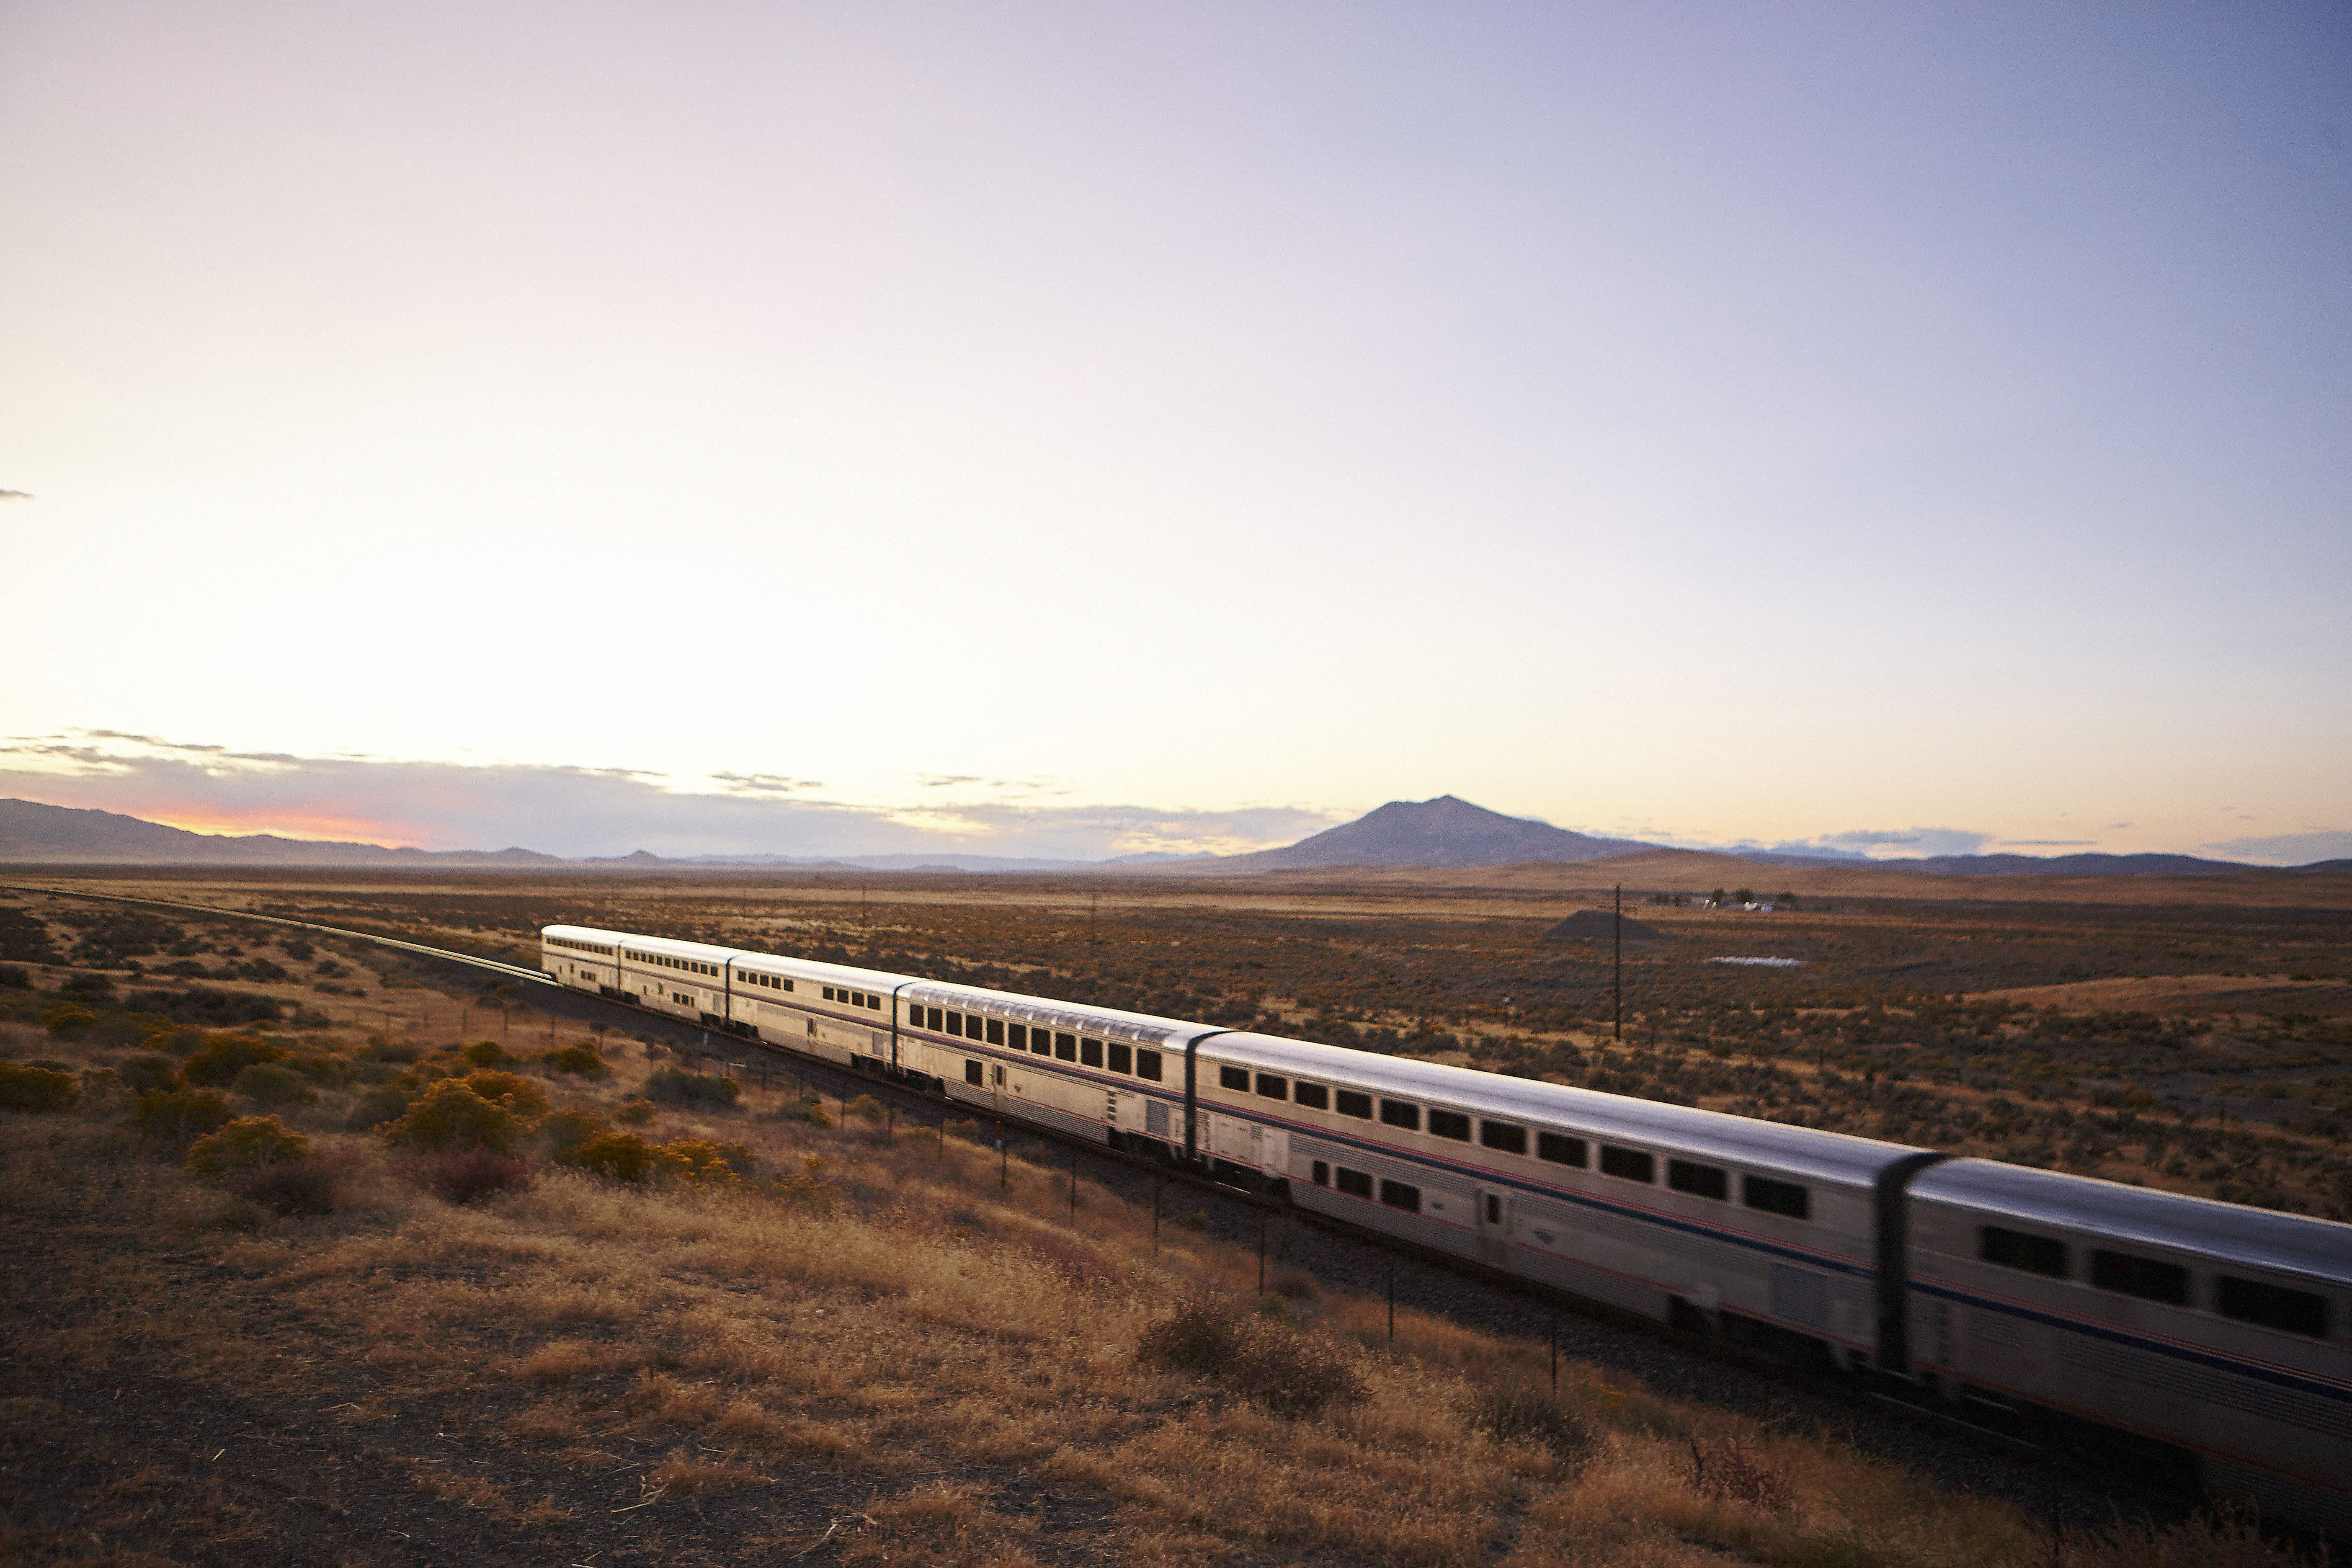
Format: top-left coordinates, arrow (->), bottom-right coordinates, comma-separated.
1172,795 -> 1653,872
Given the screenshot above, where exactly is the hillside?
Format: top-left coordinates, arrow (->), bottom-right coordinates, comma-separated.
2,966 -> 2292,1567
0,798 -> 557,867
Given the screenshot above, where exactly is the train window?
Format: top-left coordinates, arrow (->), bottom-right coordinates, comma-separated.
1336,1168 -> 1373,1199
1379,1179 -> 1422,1213
926,1007 -> 944,1032
1256,1074 -> 1287,1100
1336,1091 -> 1372,1119
1134,1049 -> 1163,1081
2091,1250 -> 2189,1306
1485,1194 -> 1502,1226
1668,1160 -> 1727,1200
1537,1132 -> 1587,1167
781,978 -> 794,991
1007,1024 -> 1027,1051
1380,1099 -> 1420,1131
824,986 -> 837,1001
1980,1227 -> 2068,1279
1054,1033 -> 1076,1061
1600,1146 -> 1655,1183
1429,1110 -> 1470,1142
965,1060 -> 983,1086
1109,1043 -> 1132,1074
1743,1176 -> 1809,1219
1081,1039 -> 1103,1068
1293,1082 -> 1328,1111
1480,1120 -> 1527,1155
2216,1276 -> 2327,1338
985,1019 -> 1003,1045
1220,1066 -> 1251,1091
1312,1160 -> 1330,1186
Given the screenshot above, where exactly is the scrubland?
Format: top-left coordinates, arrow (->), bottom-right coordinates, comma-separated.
0,995 -> 2324,1566
34,869 -> 2338,1215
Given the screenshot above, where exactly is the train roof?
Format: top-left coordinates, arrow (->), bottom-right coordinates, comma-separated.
548,924 -> 744,963
1909,1158 -> 2352,1289
899,978 -> 1218,1047
730,949 -> 926,991
1207,1031 -> 1929,1190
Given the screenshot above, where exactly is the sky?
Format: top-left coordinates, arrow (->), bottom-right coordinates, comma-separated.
3,2 -> 2348,864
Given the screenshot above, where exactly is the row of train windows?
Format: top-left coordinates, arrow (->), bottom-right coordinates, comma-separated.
548,935 -> 614,956
1311,1163 -> 1422,1213
742,972 -> 795,992
1978,1226 -> 2330,1337
1215,1066 -> 1810,1219
920,1006 -> 1166,1081
627,950 -> 719,977
822,985 -> 882,1010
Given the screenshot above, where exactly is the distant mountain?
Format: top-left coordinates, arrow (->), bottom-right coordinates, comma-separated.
1884,852 -> 2251,877
1155,795 -> 1655,874
0,798 -> 559,867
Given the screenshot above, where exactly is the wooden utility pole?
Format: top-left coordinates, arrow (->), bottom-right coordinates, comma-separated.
1612,883 -> 1623,1042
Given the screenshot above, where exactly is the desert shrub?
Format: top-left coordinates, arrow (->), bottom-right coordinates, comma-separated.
846,1093 -> 882,1119
187,1114 -> 311,1177
400,1145 -> 532,1204
124,986 -> 279,1026
542,1044 -> 608,1077
239,1154 -> 343,1217
642,1068 -> 740,1109
183,1032 -> 289,1087
945,1118 -> 984,1143
458,1069 -> 549,1117
662,1137 -> 753,1184
119,1053 -> 182,1094
381,1081 -> 521,1155
0,964 -> 30,988
463,1039 -> 512,1067
773,1093 -> 830,1128
1137,1300 -> 1365,1418
58,972 -> 115,1001
231,1061 -> 317,1106
1470,1383 -> 1599,1463
39,1002 -> 98,1039
345,1081 -> 418,1132
132,1087 -> 235,1143
614,1096 -> 655,1125
566,1131 -> 661,1182
540,1106 -> 612,1162
0,1061 -> 80,1112
144,1024 -> 206,1057
368,1036 -> 420,1063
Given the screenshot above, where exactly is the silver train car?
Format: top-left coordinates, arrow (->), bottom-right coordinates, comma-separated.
541,923 -> 2352,1535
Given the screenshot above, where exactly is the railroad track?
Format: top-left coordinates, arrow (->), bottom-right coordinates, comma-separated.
3,879 -> 2217,1536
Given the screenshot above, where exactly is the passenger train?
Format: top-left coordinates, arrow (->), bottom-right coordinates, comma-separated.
542,923 -> 2352,1535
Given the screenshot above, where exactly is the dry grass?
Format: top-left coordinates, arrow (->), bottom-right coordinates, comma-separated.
0,966 -> 2332,1568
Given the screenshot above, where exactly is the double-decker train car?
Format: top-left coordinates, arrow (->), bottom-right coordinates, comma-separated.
541,923 -> 2352,1535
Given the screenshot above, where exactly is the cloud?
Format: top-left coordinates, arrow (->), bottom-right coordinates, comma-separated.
2200,829 -> 2352,867
710,772 -> 824,796
1734,826 -> 1995,860
0,732 -> 1337,860
1997,839 -> 2097,847
0,489 -> 31,500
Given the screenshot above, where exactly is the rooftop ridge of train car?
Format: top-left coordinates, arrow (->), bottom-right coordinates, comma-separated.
1912,1158 -> 2352,1290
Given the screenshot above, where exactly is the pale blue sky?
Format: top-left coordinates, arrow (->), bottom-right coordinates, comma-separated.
3,3 -> 2347,861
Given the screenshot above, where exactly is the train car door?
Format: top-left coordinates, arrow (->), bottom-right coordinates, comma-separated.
1476,1187 -> 1510,1266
